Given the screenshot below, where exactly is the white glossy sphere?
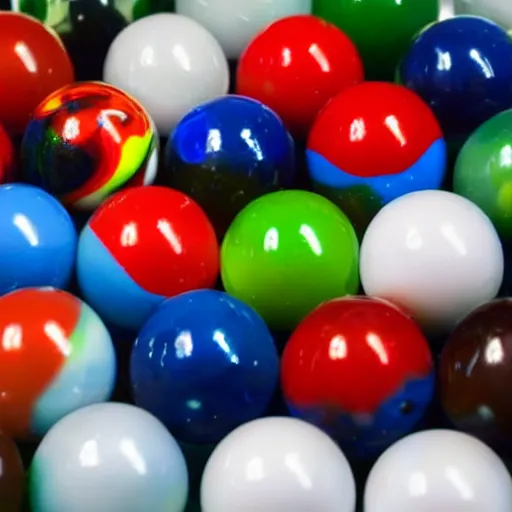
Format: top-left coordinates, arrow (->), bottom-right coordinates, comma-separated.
103,13 -> 229,136
176,0 -> 312,60
364,429 -> 512,512
360,190 -> 503,334
200,417 -> 356,512
453,0 -> 512,30
30,403 -> 188,512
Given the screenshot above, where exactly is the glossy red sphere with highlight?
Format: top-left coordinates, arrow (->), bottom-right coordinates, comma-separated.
89,186 -> 219,297
281,296 -> 433,414
307,81 -> 443,178
237,14 -> 364,139
0,12 -> 74,136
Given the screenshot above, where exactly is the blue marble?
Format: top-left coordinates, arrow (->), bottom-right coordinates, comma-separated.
287,373 -> 435,460
76,226 -> 165,332
0,184 -> 76,295
307,138 -> 446,204
130,289 -> 279,445
167,95 -> 295,182
398,16 -> 512,141
164,95 -> 296,235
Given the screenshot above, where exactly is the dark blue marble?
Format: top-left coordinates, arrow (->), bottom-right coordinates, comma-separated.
287,373 -> 435,460
163,95 -> 296,236
130,289 -> 279,445
398,16 -> 512,143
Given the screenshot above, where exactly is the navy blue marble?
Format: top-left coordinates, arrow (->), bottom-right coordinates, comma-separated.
164,95 -> 296,236
399,16 -> 512,143
130,289 -> 279,445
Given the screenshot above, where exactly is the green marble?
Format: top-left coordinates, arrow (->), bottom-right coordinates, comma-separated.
313,0 -> 439,80
454,109 -> 512,240
221,190 -> 360,332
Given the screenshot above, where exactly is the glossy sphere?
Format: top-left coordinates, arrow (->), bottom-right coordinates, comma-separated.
282,296 -> 434,459
0,184 -> 76,295
29,403 -> 188,512
364,430 -> 512,512
77,186 -> 219,331
313,0 -> 438,80
454,110 -> 512,240
307,82 -> 446,233
221,190 -> 360,332
360,190 -> 504,335
0,434 -> 23,512
0,12 -> 74,136
236,14 -> 363,139
103,13 -> 229,135
0,288 -> 116,440
22,82 -> 159,212
131,289 -> 279,444
439,299 -> 512,449
201,417 -> 356,512
398,16 -> 512,144
17,0 -> 175,80
0,122 -> 15,183
454,0 -> 512,31
164,95 -> 295,236
176,0 -> 312,60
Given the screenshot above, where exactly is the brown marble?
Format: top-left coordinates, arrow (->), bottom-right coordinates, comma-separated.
439,298 -> 512,446
0,433 -> 23,512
